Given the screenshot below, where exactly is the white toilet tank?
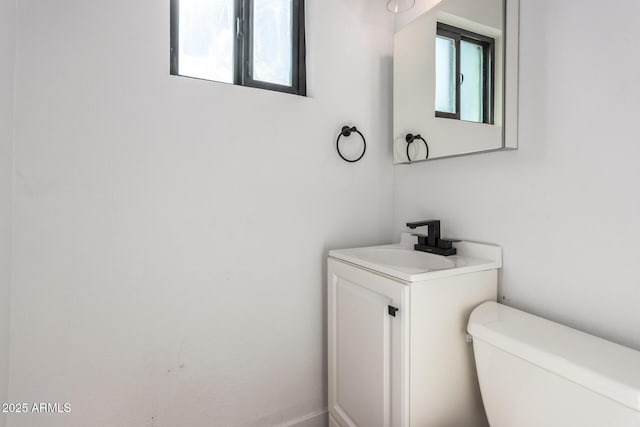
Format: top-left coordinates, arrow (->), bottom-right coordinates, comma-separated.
468,302 -> 640,427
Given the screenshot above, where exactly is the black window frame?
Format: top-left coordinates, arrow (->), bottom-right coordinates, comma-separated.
170,0 -> 306,96
435,22 -> 495,124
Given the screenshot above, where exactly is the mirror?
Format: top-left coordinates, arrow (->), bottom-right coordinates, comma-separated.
393,0 -> 519,163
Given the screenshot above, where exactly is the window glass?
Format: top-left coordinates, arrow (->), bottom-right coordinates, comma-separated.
171,0 -> 306,95
460,40 -> 484,123
178,0 -> 235,83
252,0 -> 293,86
435,36 -> 456,114
434,23 -> 494,124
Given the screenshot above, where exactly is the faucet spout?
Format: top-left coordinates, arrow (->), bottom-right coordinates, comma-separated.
406,220 -> 441,247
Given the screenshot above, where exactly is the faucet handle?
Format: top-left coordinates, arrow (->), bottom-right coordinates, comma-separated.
437,239 -> 454,250
410,233 -> 430,246
413,235 -> 456,249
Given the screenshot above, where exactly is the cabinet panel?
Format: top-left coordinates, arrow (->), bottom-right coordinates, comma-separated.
409,270 -> 496,427
335,277 -> 391,427
328,259 -> 408,427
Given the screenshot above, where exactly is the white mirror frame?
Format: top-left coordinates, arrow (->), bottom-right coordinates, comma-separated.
503,0 -> 519,150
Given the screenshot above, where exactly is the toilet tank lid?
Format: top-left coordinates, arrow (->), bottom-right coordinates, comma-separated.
468,301 -> 640,412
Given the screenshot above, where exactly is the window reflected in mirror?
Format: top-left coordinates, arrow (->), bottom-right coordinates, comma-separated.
435,36 -> 456,114
460,40 -> 484,122
435,23 -> 494,124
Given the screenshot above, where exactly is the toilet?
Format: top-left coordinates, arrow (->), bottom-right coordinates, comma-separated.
467,302 -> 640,427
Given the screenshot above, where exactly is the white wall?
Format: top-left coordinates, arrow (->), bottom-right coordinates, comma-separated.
8,1 -> 394,426
0,0 -> 16,424
394,0 -> 640,350
394,0 -> 442,30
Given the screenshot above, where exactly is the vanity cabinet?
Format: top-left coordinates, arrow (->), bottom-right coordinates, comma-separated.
328,250 -> 498,427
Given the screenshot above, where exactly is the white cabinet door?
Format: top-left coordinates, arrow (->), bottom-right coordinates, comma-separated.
328,259 -> 408,427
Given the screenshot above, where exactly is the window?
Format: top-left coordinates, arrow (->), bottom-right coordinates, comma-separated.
435,23 -> 494,124
170,0 -> 306,96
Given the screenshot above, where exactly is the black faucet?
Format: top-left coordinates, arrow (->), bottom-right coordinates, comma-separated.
406,220 -> 457,256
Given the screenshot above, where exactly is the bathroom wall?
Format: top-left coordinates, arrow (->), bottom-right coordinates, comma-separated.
0,0 -> 16,424
394,0 -> 443,30
394,0 -> 640,350
8,1 -> 394,426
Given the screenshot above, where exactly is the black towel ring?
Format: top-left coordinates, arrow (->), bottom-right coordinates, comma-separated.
405,134 -> 429,162
336,126 -> 366,163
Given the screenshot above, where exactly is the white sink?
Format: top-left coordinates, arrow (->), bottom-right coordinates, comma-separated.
329,233 -> 502,282
348,247 -> 456,273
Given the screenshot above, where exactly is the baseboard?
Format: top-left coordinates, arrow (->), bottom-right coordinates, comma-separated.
279,408 -> 328,427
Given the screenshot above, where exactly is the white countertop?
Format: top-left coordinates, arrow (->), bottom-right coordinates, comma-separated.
329,233 -> 502,283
